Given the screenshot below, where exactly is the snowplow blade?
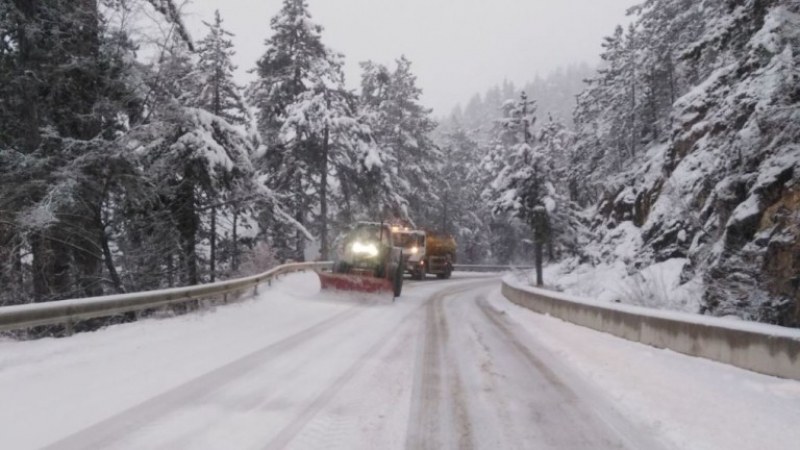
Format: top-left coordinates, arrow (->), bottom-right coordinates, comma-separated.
317,272 -> 393,294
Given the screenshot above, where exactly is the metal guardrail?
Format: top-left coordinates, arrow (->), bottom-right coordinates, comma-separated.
0,261 -> 333,334
453,264 -> 534,272
0,261 -> 529,335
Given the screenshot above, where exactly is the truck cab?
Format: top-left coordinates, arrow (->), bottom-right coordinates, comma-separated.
329,222 -> 405,296
393,228 -> 455,280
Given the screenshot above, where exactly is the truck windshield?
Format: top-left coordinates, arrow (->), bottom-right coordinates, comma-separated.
396,233 -> 422,249
349,225 -> 384,243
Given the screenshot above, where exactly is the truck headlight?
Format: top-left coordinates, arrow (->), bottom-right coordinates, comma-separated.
410,246 -> 419,255
352,241 -> 379,257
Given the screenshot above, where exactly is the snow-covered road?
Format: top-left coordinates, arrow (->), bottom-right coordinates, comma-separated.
1,272 -> 799,449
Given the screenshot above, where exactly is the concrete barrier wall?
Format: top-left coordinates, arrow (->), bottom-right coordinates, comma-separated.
501,281 -> 800,381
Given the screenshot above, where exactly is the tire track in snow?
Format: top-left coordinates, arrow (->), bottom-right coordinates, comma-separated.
464,318 -> 518,448
43,305 -> 367,450
475,295 -> 670,450
405,282 -> 497,450
260,294 -> 433,450
155,313 -> 377,449
438,296 -> 475,450
406,295 -> 444,449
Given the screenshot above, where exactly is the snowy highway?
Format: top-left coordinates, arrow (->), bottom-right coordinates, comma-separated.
2,273 -> 800,450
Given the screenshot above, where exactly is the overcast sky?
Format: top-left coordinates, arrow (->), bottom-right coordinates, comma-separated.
180,0 -> 635,115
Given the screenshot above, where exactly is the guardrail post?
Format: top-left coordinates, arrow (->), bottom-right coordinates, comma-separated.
64,320 -> 74,337
254,284 -> 259,296
223,293 -> 228,304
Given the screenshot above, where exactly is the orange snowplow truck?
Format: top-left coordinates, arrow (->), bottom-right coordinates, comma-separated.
392,228 -> 456,280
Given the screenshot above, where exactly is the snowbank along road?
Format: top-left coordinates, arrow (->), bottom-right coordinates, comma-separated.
1,272 -> 799,449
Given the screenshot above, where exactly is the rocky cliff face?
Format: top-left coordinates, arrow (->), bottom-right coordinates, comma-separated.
588,2 -> 799,325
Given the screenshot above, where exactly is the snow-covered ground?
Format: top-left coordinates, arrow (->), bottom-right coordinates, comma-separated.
487,292 -> 800,450
531,256 -> 702,313
1,272 -> 798,449
535,221 -> 703,313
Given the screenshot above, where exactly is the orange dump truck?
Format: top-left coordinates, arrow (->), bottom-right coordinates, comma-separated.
393,228 -> 456,280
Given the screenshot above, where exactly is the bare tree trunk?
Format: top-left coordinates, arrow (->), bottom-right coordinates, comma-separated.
184,222 -> 199,286
340,173 -> 353,224
73,187 -> 105,298
73,237 -> 103,297
629,46 -> 637,158
210,207 -> 217,282
166,253 -> 174,287
174,171 -> 199,285
319,126 -> 330,260
30,232 -> 48,302
100,226 -> 124,294
294,172 -> 305,262
630,82 -> 636,158
14,236 -> 23,288
534,241 -> 544,287
51,231 -> 72,300
231,209 -> 239,272
0,228 -> 12,304
532,208 -> 547,287
209,45 -> 222,280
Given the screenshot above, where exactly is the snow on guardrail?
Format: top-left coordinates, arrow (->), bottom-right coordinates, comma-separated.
0,261 -> 333,334
502,276 -> 800,380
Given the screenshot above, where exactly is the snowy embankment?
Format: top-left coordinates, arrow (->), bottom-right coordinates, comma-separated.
540,221 -> 703,313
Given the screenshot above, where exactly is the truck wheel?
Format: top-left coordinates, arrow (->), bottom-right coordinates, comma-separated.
375,262 -> 386,279
393,263 -> 403,297
415,265 -> 426,280
443,262 -> 453,279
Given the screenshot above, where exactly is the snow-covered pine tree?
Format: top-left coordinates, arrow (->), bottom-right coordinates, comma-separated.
633,0 -> 696,141
473,126 -> 525,265
0,0 -> 144,303
0,2 -> 25,303
280,81 -> 375,259
0,0 -> 200,306
487,92 -> 552,285
536,116 -> 587,259
195,10 -> 248,126
571,24 -> 641,205
192,9 -> 254,280
249,0 -> 347,261
436,120 -> 492,263
356,61 -> 405,219
358,57 -> 440,227
130,30 -> 259,286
